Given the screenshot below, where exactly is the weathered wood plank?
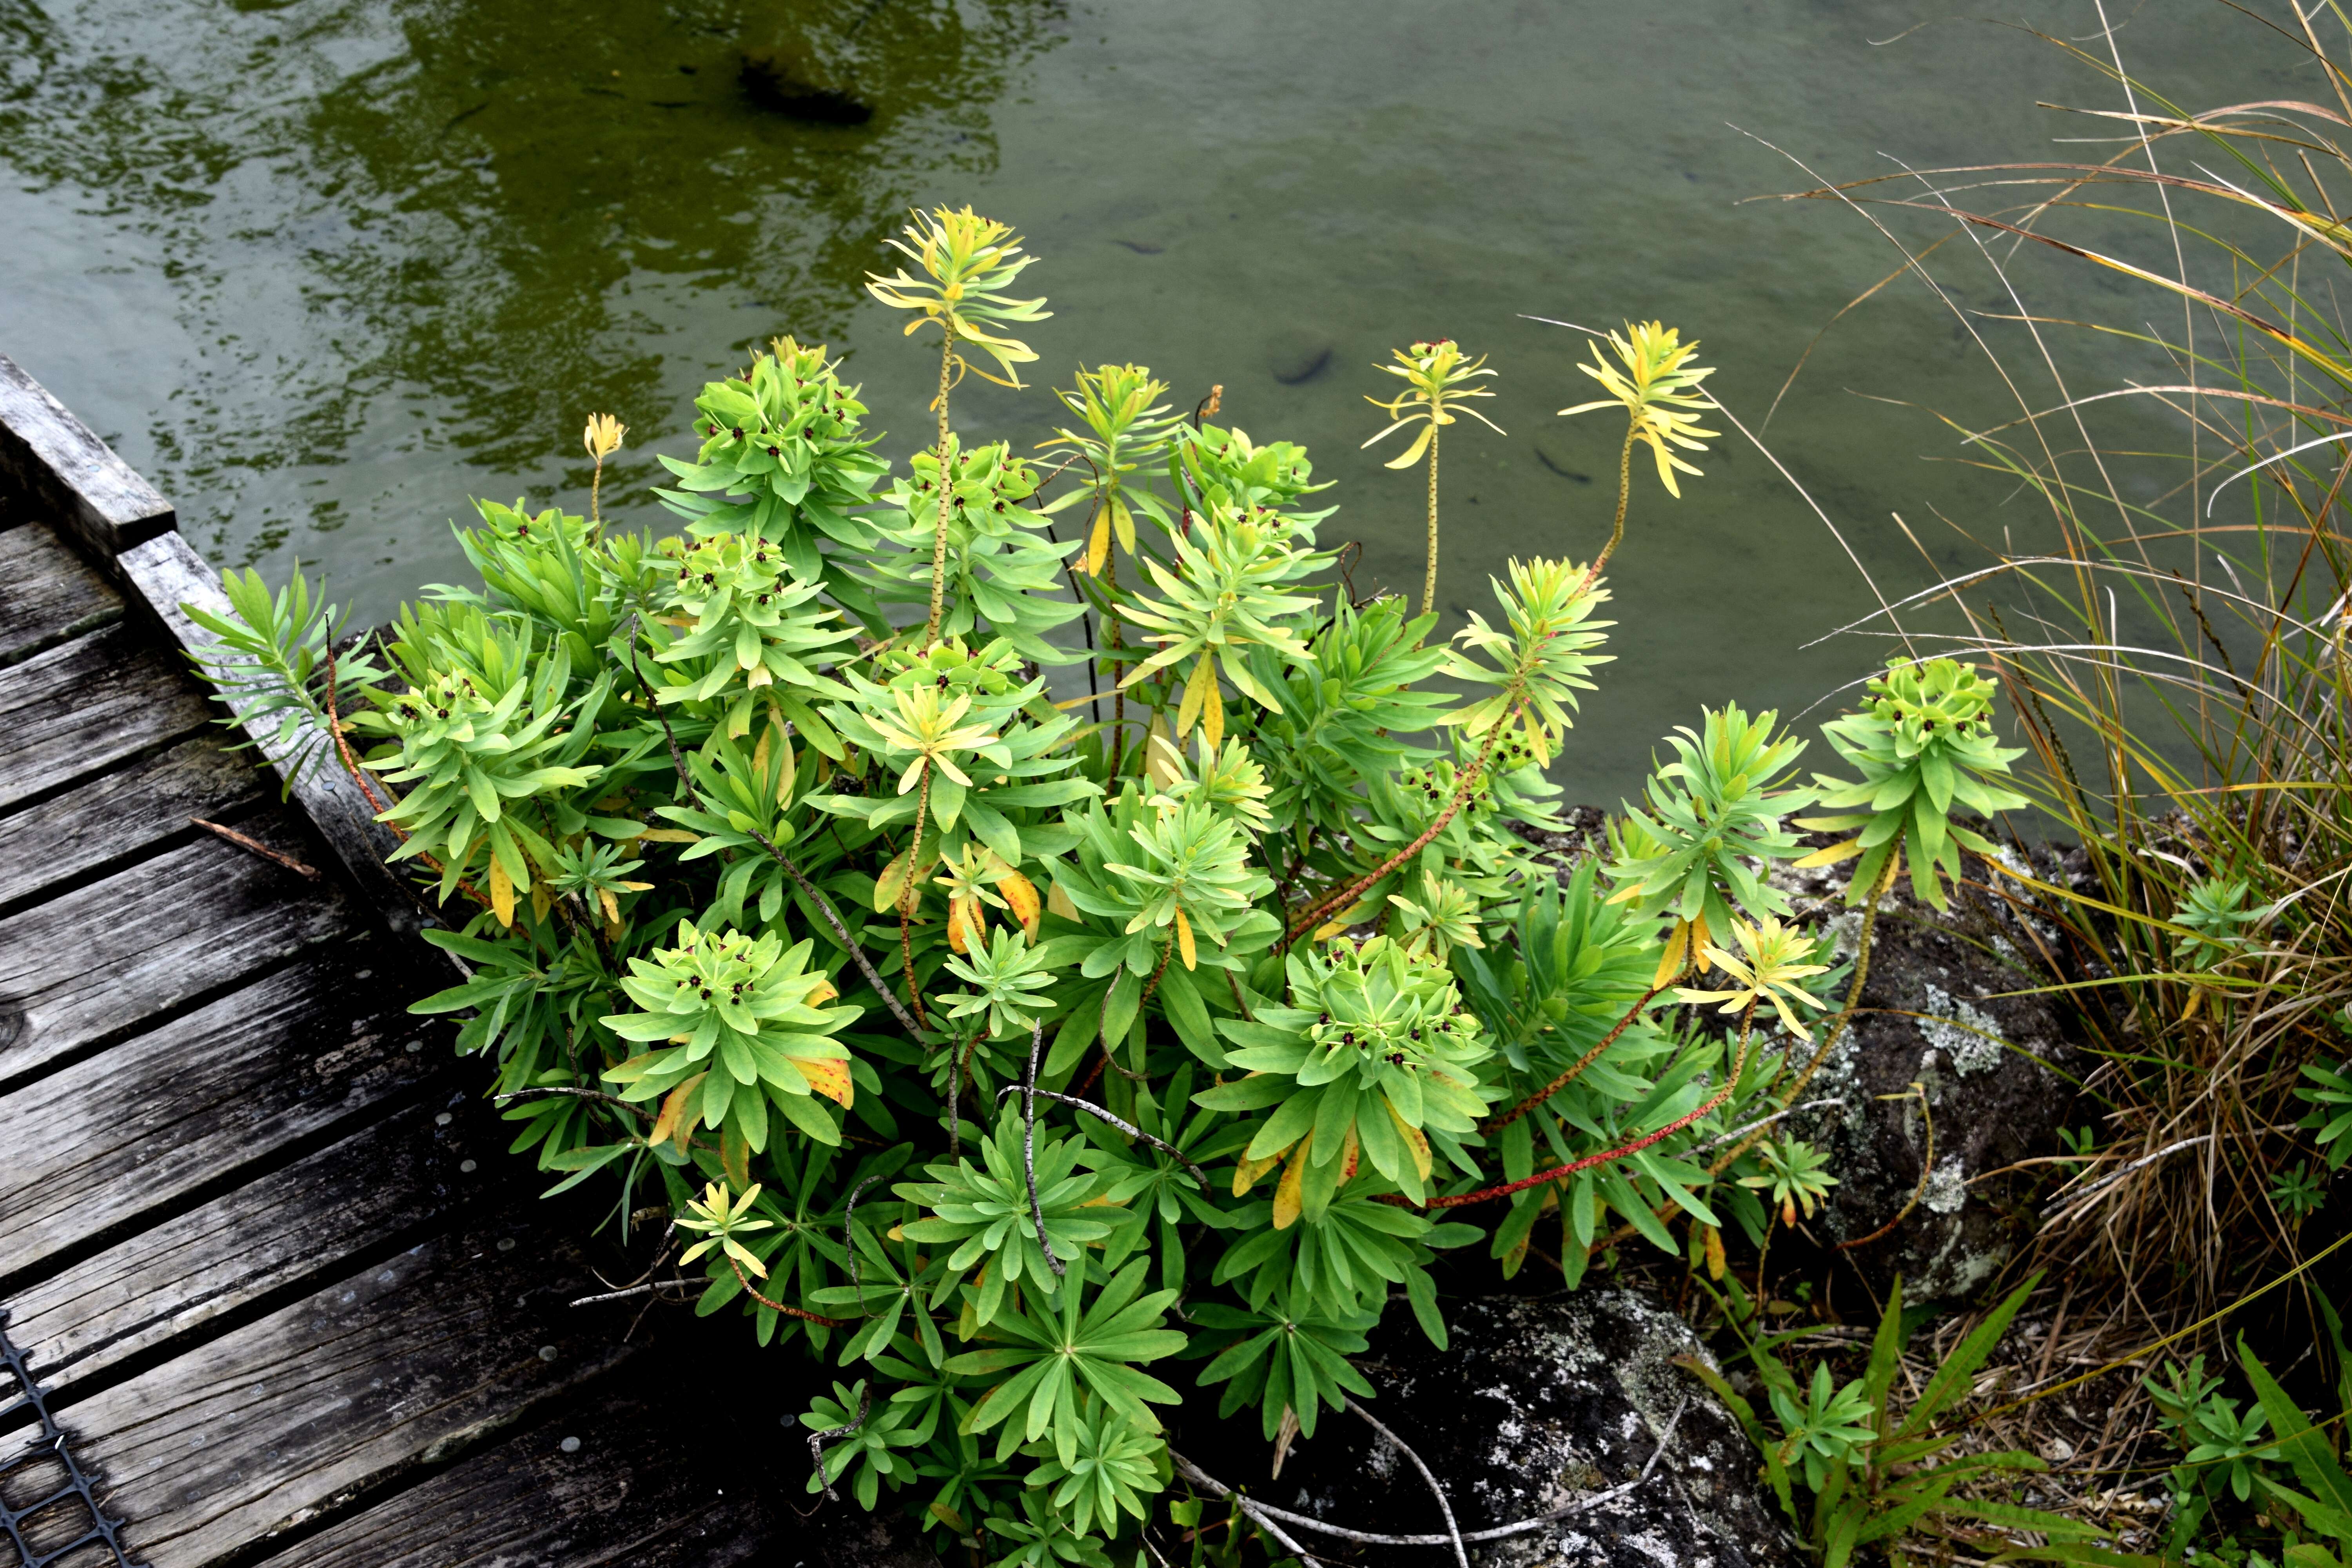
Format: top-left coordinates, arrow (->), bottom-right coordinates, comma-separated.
0,524 -> 121,668
76,1220 -> 634,1568
119,529 -> 425,940
0,809 -> 351,1086
0,623 -> 212,809
247,1388 -> 777,1568
0,736 -> 262,915
0,951 -> 431,1291
0,353 -> 176,557
8,1098 -> 483,1399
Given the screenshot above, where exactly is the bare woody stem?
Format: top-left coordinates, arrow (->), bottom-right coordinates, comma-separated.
1420,423 -> 1441,618
995,1085 -> 1214,1190
740,824 -> 927,1040
924,334 -> 955,648
1020,1019 -> 1063,1277
1484,984 -> 1668,1132
1285,705 -> 1520,946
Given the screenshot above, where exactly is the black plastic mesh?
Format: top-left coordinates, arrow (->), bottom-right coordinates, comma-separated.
0,1315 -> 141,1568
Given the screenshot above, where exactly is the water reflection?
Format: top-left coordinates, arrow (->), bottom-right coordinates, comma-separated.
1,0 -> 1064,599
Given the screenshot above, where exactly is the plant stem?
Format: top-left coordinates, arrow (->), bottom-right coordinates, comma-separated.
1485,984 -> 1668,1132
1284,707 -> 1518,946
1421,423 -> 1441,618
994,1085 -> 1212,1189
724,1256 -> 847,1326
924,334 -> 955,648
1395,1004 -> 1757,1212
1577,424 -> 1638,596
741,825 -> 926,1040
1020,1019 -> 1063,1277
900,766 -> 934,1031
1708,851 -> 1899,1178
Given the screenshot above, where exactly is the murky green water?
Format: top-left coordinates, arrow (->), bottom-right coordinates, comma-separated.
0,0 -> 2294,795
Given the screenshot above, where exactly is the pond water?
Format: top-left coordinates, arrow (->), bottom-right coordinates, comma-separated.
0,0 -> 2296,797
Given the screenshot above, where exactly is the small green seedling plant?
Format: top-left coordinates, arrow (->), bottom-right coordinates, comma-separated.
191,203 -> 2038,1563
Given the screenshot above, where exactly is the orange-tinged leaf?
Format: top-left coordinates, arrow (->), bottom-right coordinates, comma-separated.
1703,1223 -> 1726,1280
653,1073 -> 706,1153
807,976 -> 839,1007
487,857 -> 516,927
1233,1146 -> 1287,1198
1174,908 -> 1197,970
1339,1125 -> 1359,1183
1000,870 -> 1041,940
793,1056 -> 855,1108
946,897 -> 981,954
1272,1135 -> 1312,1231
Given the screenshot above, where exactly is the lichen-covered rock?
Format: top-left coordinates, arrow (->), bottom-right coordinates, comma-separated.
1768,838 -> 2081,1299
1273,1290 -> 1801,1568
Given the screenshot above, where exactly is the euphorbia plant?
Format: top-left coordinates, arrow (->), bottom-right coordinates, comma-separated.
192,221 -> 2033,1561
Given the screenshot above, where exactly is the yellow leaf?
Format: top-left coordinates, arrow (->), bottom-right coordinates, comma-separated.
1702,1223 -> 1725,1281
599,887 -> 620,924
753,719 -> 775,780
1233,1145 -> 1287,1198
1084,513 -> 1111,576
1110,494 -> 1136,555
1792,839 -> 1864,869
1652,919 -> 1690,988
792,1056 -> 855,1108
488,856 -> 516,927
1000,870 -> 1042,940
529,879 -> 550,925
1175,654 -> 1211,741
1339,1125 -> 1360,1184
1272,1134 -> 1313,1231
1384,1098 -> 1432,1183
1046,879 -> 1080,922
639,828 -> 700,844
721,1124 -> 751,1189
1202,667 -> 1224,751
808,976 -> 839,1007
1174,908 -> 1197,970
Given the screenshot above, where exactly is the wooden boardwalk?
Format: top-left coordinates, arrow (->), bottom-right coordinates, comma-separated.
0,358 -> 843,1568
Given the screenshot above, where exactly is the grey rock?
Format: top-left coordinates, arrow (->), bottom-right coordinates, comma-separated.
1767,837 -> 2081,1300
1273,1290 -> 1801,1568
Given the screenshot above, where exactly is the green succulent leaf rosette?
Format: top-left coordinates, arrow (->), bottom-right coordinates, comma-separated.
864,436 -> 1083,665
1798,658 -> 2029,909
655,337 -> 891,613
601,919 -> 862,1150
895,1111 -> 1117,1324
1200,935 -> 1495,1215
649,529 -> 859,744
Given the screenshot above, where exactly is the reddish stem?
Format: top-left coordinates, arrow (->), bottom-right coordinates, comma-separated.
1390,1005 -> 1757,1212
1483,984 -> 1667,1132
728,1257 -> 849,1325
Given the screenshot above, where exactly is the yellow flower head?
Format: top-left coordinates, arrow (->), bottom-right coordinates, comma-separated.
1673,916 -> 1831,1039
865,205 -> 1051,387
1558,321 -> 1717,498
1362,338 -> 1505,470
582,412 -> 626,461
